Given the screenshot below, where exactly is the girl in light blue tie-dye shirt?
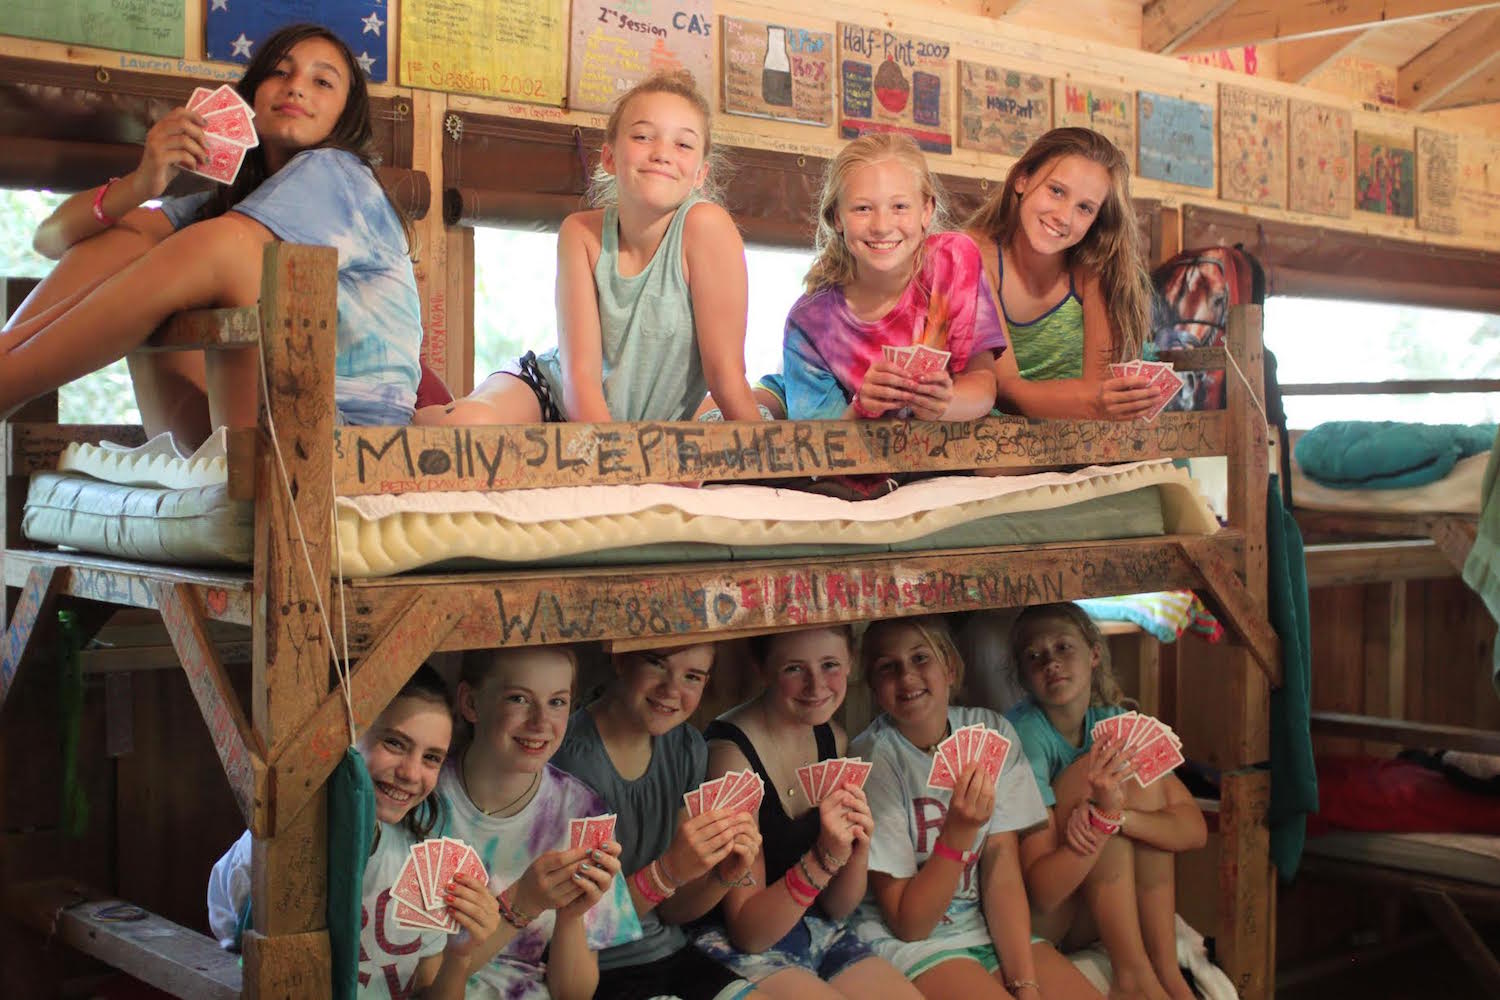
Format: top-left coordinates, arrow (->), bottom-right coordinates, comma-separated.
447,644 -> 643,1000
8,23 -> 421,444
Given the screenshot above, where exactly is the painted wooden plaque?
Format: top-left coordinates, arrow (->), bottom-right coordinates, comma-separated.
0,0 -> 181,57
569,0 -> 715,114
837,22 -> 953,154
1457,134 -> 1500,244
722,17 -> 832,126
957,61 -> 1052,156
1354,130 -> 1415,218
400,0 -> 565,102
1416,127 -> 1460,236
1218,84 -> 1286,208
1054,79 -> 1134,163
1288,101 -> 1353,218
1137,90 -> 1215,189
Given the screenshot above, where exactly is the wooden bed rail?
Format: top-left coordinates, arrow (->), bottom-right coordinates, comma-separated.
1309,711 -> 1500,756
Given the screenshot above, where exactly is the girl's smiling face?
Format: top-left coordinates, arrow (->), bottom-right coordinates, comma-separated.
1013,153 -> 1111,256
614,644 -> 714,736
460,648 -> 574,775
601,90 -> 710,213
251,36 -> 352,161
761,628 -> 852,727
835,157 -> 933,286
358,695 -> 453,825
1016,616 -> 1099,711
866,623 -> 955,729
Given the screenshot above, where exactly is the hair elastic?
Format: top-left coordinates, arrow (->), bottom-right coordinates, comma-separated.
92,177 -> 121,226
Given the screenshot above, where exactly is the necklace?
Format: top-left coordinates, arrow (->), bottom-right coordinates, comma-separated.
464,751 -> 540,817
757,702 -> 808,800
915,721 -> 952,755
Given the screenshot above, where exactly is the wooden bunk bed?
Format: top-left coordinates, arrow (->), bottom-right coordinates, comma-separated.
0,243 -> 1280,999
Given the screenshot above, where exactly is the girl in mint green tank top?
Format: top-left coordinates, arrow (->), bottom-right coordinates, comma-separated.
416,73 -> 762,427
965,128 -> 1158,422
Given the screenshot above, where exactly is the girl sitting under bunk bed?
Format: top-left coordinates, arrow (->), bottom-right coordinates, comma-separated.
1004,604 -> 1205,1000
965,127 -> 1156,421
850,616 -> 1102,1000
447,644 -> 643,1000
693,626 -> 922,1000
207,666 -> 499,999
5,22 -> 422,446
550,641 -> 762,1000
782,135 -> 1006,425
417,71 -> 763,426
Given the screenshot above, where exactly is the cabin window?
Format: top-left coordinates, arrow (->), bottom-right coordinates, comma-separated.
1,188 -> 140,424
473,226 -> 813,395
1265,296 -> 1500,429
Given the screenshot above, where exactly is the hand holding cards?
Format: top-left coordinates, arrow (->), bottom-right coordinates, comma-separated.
883,343 -> 952,379
926,723 -> 1011,790
684,769 -> 765,817
1109,360 -> 1184,423
1090,712 -> 1184,787
795,757 -> 872,804
569,812 -> 618,851
183,85 -> 258,185
391,837 -> 489,933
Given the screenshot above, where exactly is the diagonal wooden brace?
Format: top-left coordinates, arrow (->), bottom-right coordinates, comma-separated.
153,581 -> 267,831
1,565 -> 67,715
1430,516 -> 1477,575
1180,538 -> 1281,686
267,592 -> 460,836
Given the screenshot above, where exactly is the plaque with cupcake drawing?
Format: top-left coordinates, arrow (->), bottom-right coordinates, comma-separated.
722,17 -> 833,126
837,22 -> 953,154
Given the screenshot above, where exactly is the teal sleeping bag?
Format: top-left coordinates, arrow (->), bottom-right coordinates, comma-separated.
1294,420 -> 1496,490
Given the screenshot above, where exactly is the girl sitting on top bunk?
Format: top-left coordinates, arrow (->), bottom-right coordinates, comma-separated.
1004,604 -> 1205,1000
417,71 -> 763,426
964,127 -> 1156,421
550,641 -> 762,1000
693,626 -> 921,1000
207,666 -> 498,999
850,616 -> 1102,1000
5,22 -> 422,445
446,645 -> 643,1000
782,134 -> 1006,424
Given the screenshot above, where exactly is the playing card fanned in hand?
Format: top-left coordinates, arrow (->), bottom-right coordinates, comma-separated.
684,770 -> 765,817
183,84 -> 257,186
1090,712 -> 1185,788
926,723 -> 1011,790
392,836 -> 488,934
794,757 -> 872,805
569,813 -> 618,851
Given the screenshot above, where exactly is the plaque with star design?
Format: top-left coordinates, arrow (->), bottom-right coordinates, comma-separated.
206,0 -> 390,83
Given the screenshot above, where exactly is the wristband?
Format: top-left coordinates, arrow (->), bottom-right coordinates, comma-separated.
92,177 -> 121,226
783,864 -> 820,907
931,841 -> 976,866
656,853 -> 684,888
631,864 -> 672,905
496,888 -> 535,929
1086,802 -> 1123,836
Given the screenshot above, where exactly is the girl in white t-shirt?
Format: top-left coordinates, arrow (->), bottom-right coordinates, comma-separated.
849,617 -> 1101,1000
207,665 -> 499,999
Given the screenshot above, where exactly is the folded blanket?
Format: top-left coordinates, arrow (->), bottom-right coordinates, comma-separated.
1295,420 -> 1496,490
1075,591 -> 1223,643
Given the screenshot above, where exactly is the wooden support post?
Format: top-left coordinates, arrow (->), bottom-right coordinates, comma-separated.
153,581 -> 267,831
1361,581 -> 1407,755
410,90 -> 459,393
1219,769 -> 1273,1000
1430,516 -> 1477,574
248,242 -> 337,999
446,225 -> 476,397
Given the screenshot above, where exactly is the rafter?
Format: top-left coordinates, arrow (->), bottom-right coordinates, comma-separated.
1275,30 -> 1369,83
1425,54 -> 1500,107
1143,0 -> 1241,52
979,0 -> 1033,14
1172,0 -> 1500,54
1398,10 -> 1500,108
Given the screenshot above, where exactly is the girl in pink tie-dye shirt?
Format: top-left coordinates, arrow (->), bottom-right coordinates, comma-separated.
782,134 -> 1007,423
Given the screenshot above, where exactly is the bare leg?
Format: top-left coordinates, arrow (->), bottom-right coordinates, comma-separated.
913,957 -> 1011,1000
127,352 -> 211,446
750,967 -> 859,1000
1025,939 -> 1105,1000
828,955 -> 923,1000
1123,783 -> 1196,1000
1053,762 -> 1170,1000
5,224 -> 164,331
412,371 -> 541,425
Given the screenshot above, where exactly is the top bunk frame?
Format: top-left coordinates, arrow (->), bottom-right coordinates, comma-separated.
0,243 -> 1280,999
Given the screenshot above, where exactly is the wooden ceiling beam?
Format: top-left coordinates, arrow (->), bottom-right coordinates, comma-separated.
1143,0 -> 1241,52
1172,0 -> 1500,54
1398,10 -> 1500,108
1422,54 -> 1500,108
979,0 -> 1033,15
1275,31 -> 1370,83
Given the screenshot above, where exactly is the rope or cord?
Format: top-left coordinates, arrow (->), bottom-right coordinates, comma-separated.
256,344 -> 356,746
1221,345 -> 1271,431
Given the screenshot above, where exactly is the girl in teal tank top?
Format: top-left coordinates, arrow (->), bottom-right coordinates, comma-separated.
416,72 -> 762,427
964,128 -> 1157,421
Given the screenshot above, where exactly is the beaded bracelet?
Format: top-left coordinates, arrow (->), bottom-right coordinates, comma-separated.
497,888 -> 535,930
814,843 -> 848,873
797,856 -> 828,892
1086,802 -> 1123,836
1005,977 -> 1041,995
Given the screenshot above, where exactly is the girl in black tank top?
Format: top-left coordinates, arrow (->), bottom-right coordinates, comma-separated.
692,627 -> 921,998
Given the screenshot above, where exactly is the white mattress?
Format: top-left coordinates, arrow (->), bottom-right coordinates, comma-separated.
41,433 -> 1220,578
1290,448 -> 1487,515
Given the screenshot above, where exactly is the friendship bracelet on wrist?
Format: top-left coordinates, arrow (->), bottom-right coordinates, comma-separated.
1005,977 -> 1041,994
656,854 -> 685,888
797,856 -> 828,892
814,843 -> 849,873
92,177 -> 121,226
497,888 -> 535,929
1086,802 -> 1123,836
713,867 -> 756,888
